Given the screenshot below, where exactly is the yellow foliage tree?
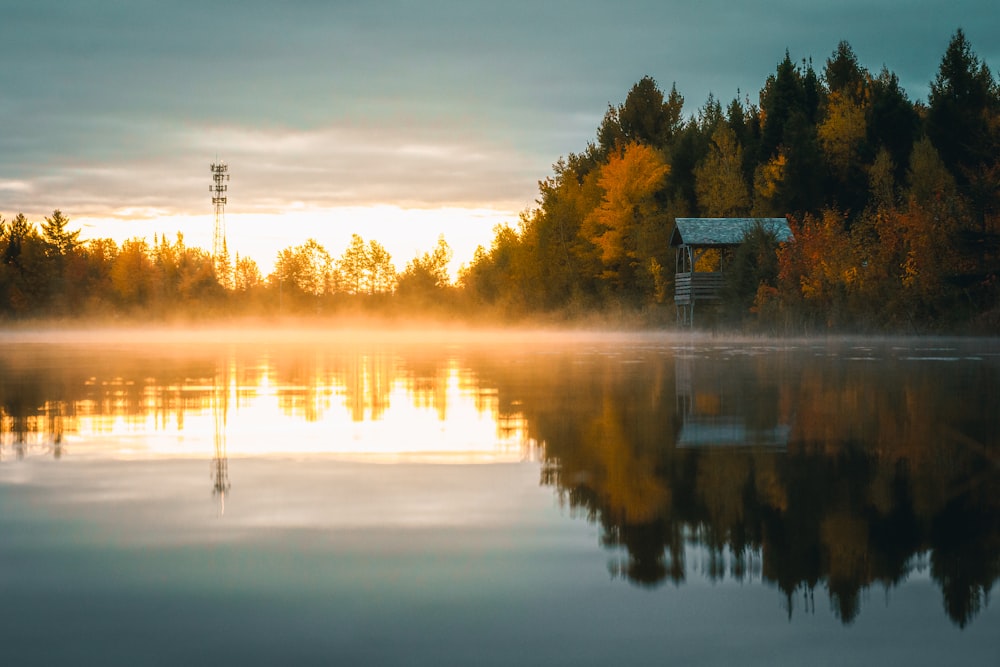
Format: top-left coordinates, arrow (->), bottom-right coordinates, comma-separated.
695,125 -> 751,216
275,238 -> 333,298
365,239 -> 396,295
900,138 -> 963,306
777,210 -> 858,326
753,152 -> 787,216
818,90 -> 868,178
584,141 -> 670,288
110,239 -> 153,305
234,255 -> 262,292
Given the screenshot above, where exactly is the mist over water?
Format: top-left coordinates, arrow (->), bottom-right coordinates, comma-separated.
1,327 -> 997,665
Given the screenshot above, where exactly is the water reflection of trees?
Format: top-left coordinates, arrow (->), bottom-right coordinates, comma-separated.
4,340 -> 997,626
475,344 -> 1000,628
0,343 -> 482,452
0,348 -> 230,457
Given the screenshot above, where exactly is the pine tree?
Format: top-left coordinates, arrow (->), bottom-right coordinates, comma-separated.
927,29 -> 998,181
41,209 -> 80,257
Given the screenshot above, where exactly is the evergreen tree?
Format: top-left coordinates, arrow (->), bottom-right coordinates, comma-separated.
759,52 -> 805,161
723,221 -> 783,322
599,77 -> 684,154
2,213 -> 33,268
801,58 -> 822,124
40,209 -> 80,257
867,67 -> 919,183
927,29 -> 998,182
781,111 -> 827,216
824,41 -> 866,99
726,94 -> 761,191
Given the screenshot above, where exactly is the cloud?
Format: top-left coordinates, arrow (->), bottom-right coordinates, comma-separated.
0,180 -> 33,193
0,119 -> 542,218
1,0 -> 998,223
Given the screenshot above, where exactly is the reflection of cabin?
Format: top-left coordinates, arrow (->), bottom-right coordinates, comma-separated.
674,355 -> 789,450
670,217 -> 794,326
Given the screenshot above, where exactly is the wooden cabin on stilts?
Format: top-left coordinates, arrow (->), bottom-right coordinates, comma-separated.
670,218 -> 794,327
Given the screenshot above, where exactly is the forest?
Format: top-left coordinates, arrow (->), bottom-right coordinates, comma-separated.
2,30 -> 999,331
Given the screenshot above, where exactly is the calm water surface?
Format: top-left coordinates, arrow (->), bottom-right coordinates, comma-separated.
1,330 -> 998,666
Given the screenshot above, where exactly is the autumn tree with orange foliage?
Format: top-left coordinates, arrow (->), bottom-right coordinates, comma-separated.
583,141 -> 672,298
774,210 -> 859,329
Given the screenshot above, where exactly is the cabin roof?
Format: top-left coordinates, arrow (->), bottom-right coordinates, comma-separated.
669,217 -> 794,247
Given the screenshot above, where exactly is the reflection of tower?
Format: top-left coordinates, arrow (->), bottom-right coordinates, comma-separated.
211,370 -> 231,513
210,161 -> 229,267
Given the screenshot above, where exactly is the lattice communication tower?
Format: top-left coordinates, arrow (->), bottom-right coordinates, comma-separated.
210,162 -> 229,259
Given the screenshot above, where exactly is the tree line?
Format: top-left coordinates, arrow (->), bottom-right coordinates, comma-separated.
3,30 -> 999,329
463,29 -> 1000,331
0,209 -> 456,318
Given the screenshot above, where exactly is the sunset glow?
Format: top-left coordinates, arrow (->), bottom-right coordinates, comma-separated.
75,205 -> 512,278
8,355 -> 534,464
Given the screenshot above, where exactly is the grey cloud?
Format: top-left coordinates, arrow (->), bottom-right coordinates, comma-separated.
1,0 -> 997,218
1,119 -> 541,217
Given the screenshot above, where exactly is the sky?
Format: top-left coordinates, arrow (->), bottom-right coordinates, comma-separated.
2,0 -> 998,276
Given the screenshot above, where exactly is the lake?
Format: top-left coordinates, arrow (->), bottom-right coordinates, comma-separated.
1,328 -> 997,666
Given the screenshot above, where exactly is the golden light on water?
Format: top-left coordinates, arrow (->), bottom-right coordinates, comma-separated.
1,352 -> 535,464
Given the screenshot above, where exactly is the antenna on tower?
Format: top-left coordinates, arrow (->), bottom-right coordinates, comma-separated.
210,161 -> 229,278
